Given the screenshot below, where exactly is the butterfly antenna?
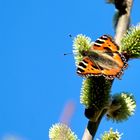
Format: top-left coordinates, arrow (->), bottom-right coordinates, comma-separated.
64,52 -> 73,55
68,34 -> 74,40
69,34 -> 72,38
64,34 -> 74,56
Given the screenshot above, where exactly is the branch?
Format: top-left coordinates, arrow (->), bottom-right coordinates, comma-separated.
114,0 -> 133,45
82,109 -> 107,140
82,0 -> 133,140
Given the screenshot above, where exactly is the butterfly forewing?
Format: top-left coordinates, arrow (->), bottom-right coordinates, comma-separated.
77,57 -> 101,76
91,35 -> 119,52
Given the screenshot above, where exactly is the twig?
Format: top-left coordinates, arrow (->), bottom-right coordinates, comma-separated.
82,0 -> 133,140
114,0 -> 133,45
82,110 -> 107,140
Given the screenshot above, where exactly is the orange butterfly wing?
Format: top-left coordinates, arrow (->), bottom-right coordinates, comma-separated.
77,35 -> 128,80
77,56 -> 102,77
91,35 -> 119,52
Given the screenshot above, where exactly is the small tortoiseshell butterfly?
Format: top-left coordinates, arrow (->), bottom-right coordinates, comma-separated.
77,35 -> 128,80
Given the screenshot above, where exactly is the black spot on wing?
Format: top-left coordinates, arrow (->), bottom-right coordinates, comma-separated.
95,39 -> 104,44
94,44 -> 101,47
106,52 -> 114,57
103,47 -> 114,57
104,47 -> 112,52
83,59 -> 88,63
77,67 -> 84,73
91,64 -> 104,70
92,65 -> 98,69
79,62 -> 87,68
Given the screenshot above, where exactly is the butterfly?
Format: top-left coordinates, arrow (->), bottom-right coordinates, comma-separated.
77,35 -> 128,80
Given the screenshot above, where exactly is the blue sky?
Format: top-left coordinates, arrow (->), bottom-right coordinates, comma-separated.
0,0 -> 140,140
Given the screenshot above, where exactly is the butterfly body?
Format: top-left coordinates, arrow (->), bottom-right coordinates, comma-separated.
77,35 -> 128,80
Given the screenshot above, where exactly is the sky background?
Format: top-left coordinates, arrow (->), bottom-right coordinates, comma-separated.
0,0 -> 140,140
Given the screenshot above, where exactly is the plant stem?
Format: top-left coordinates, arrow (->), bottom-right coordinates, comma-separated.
82,0 -> 133,140
82,110 -> 107,140
114,0 -> 133,45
